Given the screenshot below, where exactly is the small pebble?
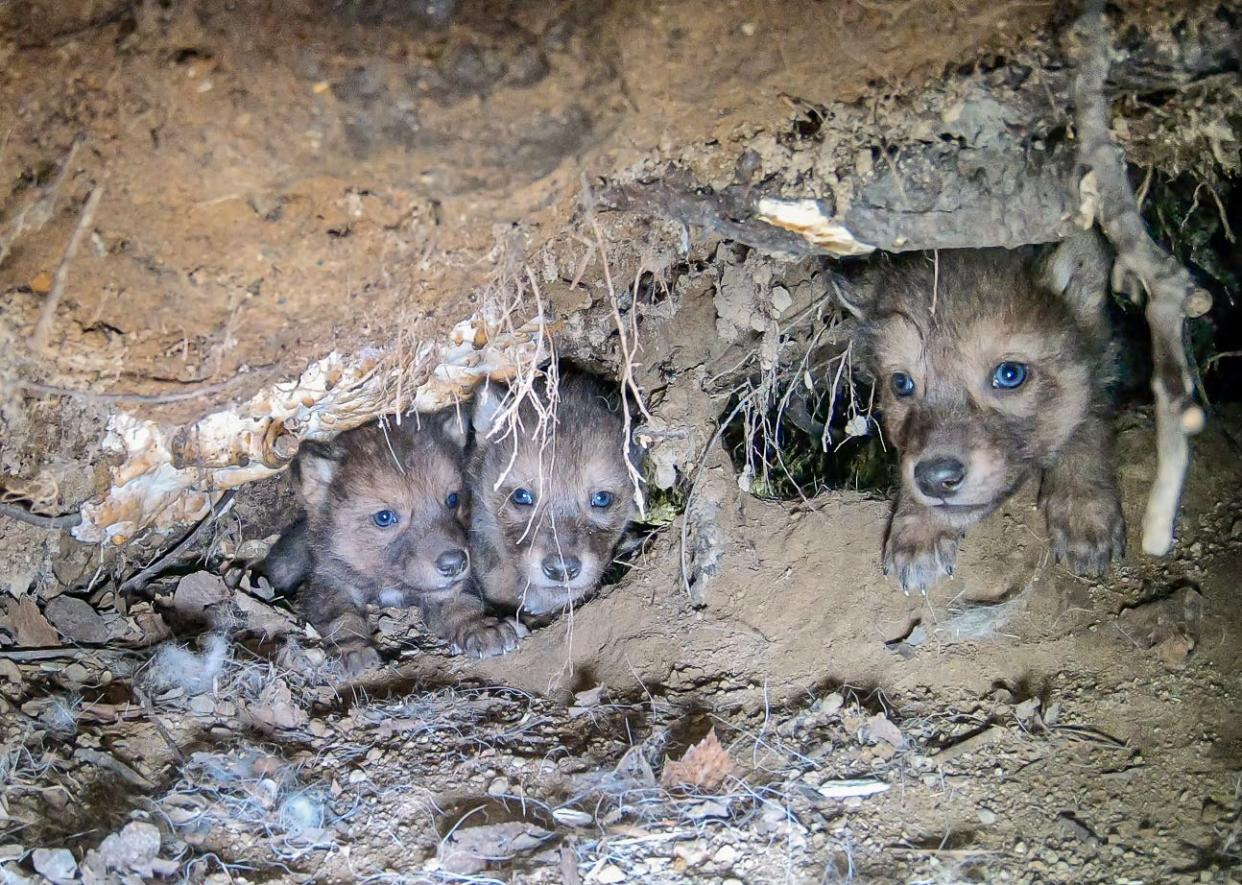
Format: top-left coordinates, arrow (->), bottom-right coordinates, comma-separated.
596,863 -> 626,883
61,663 -> 89,684
32,848 -> 77,883
674,842 -> 709,867
487,776 -> 510,796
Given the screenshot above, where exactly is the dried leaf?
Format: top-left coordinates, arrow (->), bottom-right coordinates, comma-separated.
660,728 -> 736,792
8,597 -> 60,646
44,595 -> 109,643
231,591 -> 298,638
173,572 -> 231,614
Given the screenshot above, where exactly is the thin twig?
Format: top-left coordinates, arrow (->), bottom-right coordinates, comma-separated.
1070,1 -> 1207,556
119,489 -> 237,594
135,687 -> 189,765
9,375 -> 247,405
0,502 -> 83,530
30,185 -> 104,352
0,645 -> 136,661
586,218 -> 652,517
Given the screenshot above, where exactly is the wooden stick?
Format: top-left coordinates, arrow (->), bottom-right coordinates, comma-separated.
30,186 -> 104,353
118,489 -> 237,594
1069,2 -> 1207,556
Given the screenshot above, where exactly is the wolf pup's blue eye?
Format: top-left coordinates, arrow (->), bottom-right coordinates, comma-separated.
445,492 -> 460,509
372,509 -> 399,528
590,491 -> 614,508
511,488 -> 535,507
991,361 -> 1029,390
891,372 -> 916,397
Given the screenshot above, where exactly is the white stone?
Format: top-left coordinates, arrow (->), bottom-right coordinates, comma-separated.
32,848 -> 77,883
595,864 -> 626,884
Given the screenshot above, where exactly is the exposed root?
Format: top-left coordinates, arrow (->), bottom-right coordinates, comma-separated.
118,489 -> 237,594
0,502 -> 83,530
29,185 -> 104,354
1070,1 -> 1208,556
588,217 -> 653,518
0,138 -> 81,268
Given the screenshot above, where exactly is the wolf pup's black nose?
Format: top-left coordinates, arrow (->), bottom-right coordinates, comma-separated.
541,554 -> 582,582
915,457 -> 967,498
436,549 -> 469,577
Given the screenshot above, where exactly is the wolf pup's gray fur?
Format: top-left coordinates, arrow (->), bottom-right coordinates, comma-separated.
266,411 -> 520,672
469,369 -> 640,619
844,231 -> 1125,593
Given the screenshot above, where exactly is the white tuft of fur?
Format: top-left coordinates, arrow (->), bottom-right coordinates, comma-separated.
146,633 -> 230,695
933,588 -> 1029,643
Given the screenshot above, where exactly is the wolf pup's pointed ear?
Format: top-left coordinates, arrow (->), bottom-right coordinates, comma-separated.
440,406 -> 468,449
1039,230 -> 1112,326
471,380 -> 508,442
831,270 -> 872,321
290,439 -> 342,510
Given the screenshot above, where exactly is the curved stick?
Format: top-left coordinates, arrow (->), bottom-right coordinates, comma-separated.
1069,1 -> 1208,556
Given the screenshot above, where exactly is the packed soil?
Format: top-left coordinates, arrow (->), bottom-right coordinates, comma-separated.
2,1 -> 1241,884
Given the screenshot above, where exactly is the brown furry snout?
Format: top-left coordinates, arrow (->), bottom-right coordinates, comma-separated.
499,503 -> 620,593
893,401 -> 1031,520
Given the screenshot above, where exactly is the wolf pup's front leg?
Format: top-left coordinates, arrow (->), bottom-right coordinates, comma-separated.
1040,411 -> 1125,575
419,591 -> 523,660
300,580 -> 381,675
884,492 -> 962,594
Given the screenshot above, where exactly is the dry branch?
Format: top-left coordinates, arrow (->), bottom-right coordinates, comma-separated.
30,185 -> 104,353
0,502 -> 83,530
118,489 -> 237,594
1070,2 -> 1208,556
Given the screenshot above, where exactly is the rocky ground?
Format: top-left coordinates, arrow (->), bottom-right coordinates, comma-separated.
1,406 -> 1240,883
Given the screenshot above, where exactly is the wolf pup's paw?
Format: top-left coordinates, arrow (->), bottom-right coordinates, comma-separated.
1045,489 -> 1125,576
884,511 -> 961,594
453,617 -> 526,659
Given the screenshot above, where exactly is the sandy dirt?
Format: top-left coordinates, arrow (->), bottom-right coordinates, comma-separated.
1,1 -> 1240,883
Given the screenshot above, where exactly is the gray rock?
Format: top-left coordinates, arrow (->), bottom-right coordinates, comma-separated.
32,847 -> 77,883
45,595 -> 109,644
173,573 -> 230,614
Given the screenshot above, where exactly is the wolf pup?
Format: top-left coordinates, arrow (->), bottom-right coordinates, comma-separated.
266,410 -> 520,672
469,368 -> 641,619
843,231 -> 1125,593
